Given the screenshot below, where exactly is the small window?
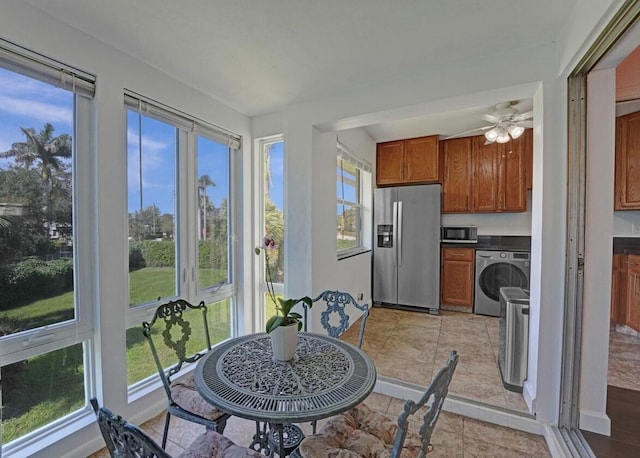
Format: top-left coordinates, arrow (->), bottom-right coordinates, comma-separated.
337,143 -> 371,258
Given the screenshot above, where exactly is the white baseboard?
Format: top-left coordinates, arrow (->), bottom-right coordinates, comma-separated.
579,409 -> 611,436
522,380 -> 536,412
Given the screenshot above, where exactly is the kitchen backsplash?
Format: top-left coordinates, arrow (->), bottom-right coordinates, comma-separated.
441,193 -> 532,235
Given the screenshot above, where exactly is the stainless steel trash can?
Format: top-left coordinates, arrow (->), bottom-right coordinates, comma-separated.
498,287 -> 530,392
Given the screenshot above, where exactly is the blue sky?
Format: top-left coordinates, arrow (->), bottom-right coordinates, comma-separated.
1,66 -> 285,215
0,68 -> 73,168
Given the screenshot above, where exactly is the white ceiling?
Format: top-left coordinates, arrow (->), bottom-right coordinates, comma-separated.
25,0 -> 576,141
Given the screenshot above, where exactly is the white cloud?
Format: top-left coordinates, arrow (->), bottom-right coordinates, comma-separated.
0,72 -> 61,96
0,94 -> 72,124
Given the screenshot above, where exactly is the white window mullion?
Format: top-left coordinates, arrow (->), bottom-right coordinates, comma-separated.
181,128 -> 196,301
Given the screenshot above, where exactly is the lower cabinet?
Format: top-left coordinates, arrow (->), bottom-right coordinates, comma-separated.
611,253 -> 640,332
626,255 -> 640,331
441,247 -> 474,309
611,254 -> 626,324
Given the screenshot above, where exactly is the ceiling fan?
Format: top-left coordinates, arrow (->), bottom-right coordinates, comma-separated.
447,101 -> 533,144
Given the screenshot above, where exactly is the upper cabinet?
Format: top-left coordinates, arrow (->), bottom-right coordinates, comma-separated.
614,111 -> 640,210
442,129 -> 531,213
376,135 -> 440,186
442,138 -> 472,213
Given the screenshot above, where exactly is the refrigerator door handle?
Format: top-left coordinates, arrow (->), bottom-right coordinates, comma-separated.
397,201 -> 403,266
392,201 -> 398,266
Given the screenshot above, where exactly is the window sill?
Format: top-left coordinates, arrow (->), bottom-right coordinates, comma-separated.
337,248 -> 371,261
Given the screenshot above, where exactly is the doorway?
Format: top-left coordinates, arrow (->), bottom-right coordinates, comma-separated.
562,1 -> 640,455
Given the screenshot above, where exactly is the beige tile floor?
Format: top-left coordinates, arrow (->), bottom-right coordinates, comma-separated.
340,306 -> 529,412
608,327 -> 640,391
90,391 -> 550,457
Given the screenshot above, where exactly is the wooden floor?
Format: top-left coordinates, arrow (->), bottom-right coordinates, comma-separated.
583,385 -> 640,457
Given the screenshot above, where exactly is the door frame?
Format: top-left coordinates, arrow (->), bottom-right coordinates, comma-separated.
561,0 -> 640,454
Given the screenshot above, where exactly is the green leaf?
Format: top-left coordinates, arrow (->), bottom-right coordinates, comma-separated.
289,312 -> 303,320
266,315 -> 285,333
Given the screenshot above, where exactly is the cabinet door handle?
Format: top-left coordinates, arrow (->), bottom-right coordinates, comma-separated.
450,253 -> 466,257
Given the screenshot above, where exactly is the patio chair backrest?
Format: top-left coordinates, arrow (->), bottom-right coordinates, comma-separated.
305,290 -> 370,348
90,397 -> 170,458
142,299 -> 211,399
390,350 -> 459,458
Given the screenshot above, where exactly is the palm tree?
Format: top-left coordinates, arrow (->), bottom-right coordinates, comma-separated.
197,174 -> 215,240
0,123 -> 72,234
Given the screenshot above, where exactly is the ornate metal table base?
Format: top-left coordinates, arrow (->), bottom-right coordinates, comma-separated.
249,422 -> 304,457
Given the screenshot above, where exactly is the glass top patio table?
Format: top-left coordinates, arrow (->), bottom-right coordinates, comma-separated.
194,332 -> 377,425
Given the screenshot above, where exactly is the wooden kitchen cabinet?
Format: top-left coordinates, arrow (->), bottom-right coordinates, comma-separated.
442,137 -> 472,213
611,253 -> 626,324
441,247 -> 474,308
500,133 -> 527,211
471,134 -> 527,212
376,135 -> 440,186
626,255 -> 640,331
471,136 -> 500,211
614,111 -> 640,210
520,129 -> 534,190
376,140 -> 404,185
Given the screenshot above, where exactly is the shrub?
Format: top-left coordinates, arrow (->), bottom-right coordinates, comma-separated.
129,243 -> 146,271
140,240 -> 175,267
0,257 -> 73,308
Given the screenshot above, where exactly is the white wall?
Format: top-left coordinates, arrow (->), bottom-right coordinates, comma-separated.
579,68 -> 616,435
308,128 -> 375,331
1,2 -> 251,457
441,194 -> 533,236
614,210 -> 640,235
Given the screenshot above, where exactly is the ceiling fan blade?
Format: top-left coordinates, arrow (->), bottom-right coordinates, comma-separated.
444,125 -> 493,139
520,120 -> 533,128
481,113 -> 499,123
513,110 -> 533,121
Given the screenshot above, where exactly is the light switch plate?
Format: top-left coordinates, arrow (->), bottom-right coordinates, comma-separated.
633,223 -> 640,234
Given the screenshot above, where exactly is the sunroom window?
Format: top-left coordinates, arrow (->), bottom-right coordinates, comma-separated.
336,142 -> 372,258
123,92 -> 237,389
0,40 -> 95,448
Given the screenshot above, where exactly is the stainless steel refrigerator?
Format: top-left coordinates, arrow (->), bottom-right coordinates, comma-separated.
373,184 -> 441,313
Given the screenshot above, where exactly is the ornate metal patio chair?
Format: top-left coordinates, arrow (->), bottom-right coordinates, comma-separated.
142,299 -> 230,449
90,398 -> 265,458
298,350 -> 459,458
302,290 -> 371,433
304,290 -> 370,349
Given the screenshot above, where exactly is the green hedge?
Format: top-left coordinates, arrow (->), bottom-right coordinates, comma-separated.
0,257 -> 73,308
129,240 -> 225,270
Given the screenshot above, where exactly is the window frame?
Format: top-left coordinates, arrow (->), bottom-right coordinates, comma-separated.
0,41 -> 97,453
255,134 -> 285,330
336,142 -> 371,259
123,93 -> 239,393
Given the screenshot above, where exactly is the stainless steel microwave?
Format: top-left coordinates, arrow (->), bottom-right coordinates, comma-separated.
441,225 -> 478,243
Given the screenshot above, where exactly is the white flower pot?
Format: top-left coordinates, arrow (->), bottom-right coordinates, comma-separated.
270,323 -> 298,361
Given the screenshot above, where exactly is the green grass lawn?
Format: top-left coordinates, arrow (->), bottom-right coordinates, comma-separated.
0,266 -> 231,444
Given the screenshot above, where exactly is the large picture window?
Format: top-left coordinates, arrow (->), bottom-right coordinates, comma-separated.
0,41 -> 95,448
124,92 -> 237,388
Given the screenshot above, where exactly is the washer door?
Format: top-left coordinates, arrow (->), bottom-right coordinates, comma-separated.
478,262 -> 528,301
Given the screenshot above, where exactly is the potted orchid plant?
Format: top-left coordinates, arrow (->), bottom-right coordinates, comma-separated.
255,236 -> 312,361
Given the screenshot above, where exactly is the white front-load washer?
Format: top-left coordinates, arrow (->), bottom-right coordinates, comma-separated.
474,250 -> 530,316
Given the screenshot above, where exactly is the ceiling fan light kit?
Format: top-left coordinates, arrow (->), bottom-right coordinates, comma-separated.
447,100 -> 533,144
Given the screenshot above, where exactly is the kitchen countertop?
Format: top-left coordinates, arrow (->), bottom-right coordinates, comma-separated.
441,235 -> 531,252
613,237 -> 640,255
